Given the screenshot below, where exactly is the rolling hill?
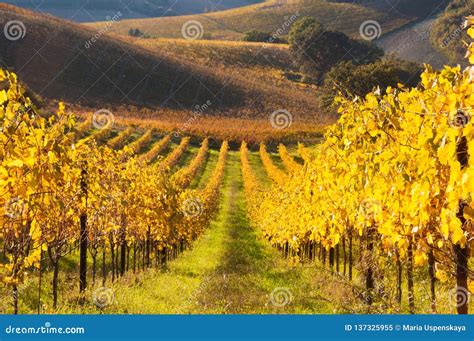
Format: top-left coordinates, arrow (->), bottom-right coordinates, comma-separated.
85,0 -> 446,40
329,0 -> 450,18
376,17 -> 450,69
134,38 -> 295,77
431,0 -> 473,66
0,4 -> 325,122
3,0 -> 263,22
132,38 -> 316,103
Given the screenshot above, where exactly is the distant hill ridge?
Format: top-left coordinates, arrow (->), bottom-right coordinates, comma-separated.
2,0 -> 263,22
0,4 -> 322,120
85,0 -> 450,40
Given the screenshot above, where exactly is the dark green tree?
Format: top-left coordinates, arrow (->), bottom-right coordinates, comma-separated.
242,30 -> 285,43
289,17 -> 383,82
128,28 -> 144,37
323,58 -> 422,108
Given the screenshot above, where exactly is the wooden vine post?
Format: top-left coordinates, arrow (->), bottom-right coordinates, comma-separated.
455,126 -> 469,315
79,164 -> 88,294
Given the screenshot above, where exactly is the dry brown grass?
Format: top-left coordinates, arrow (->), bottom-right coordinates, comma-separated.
132,37 -> 321,108
85,0 -> 411,40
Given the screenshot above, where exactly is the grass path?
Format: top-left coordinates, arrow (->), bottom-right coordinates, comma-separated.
91,151 -> 335,314
191,151 -> 333,313
193,148 -> 218,189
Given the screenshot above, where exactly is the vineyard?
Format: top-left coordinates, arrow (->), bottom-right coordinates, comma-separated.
0,15 -> 474,317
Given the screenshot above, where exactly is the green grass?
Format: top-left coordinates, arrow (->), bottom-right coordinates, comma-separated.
193,148 -> 219,189
137,132 -> 167,155
157,139 -> 178,162
282,143 -> 305,165
187,151 -> 333,313
247,148 -> 272,189
127,132 -> 141,143
268,148 -> 287,173
172,145 -> 199,173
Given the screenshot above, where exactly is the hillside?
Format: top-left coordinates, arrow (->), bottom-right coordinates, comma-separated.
133,38 -> 302,87
0,4 -> 325,121
85,0 -> 419,40
329,0 -> 450,18
3,0 -> 263,22
431,0 -> 473,66
376,17 -> 450,69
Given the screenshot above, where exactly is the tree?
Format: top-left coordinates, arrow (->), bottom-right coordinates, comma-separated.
128,28 -> 146,38
323,58 -> 422,107
0,71 -> 80,311
288,17 -> 322,46
289,17 -> 383,82
242,30 -> 284,43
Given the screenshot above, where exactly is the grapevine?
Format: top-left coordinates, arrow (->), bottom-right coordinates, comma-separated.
259,144 -> 288,186
278,143 -> 302,173
0,73 -> 225,312
140,134 -> 171,163
241,17 -> 474,314
126,129 -> 153,154
173,138 -> 209,188
161,137 -> 190,170
107,127 -> 133,149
